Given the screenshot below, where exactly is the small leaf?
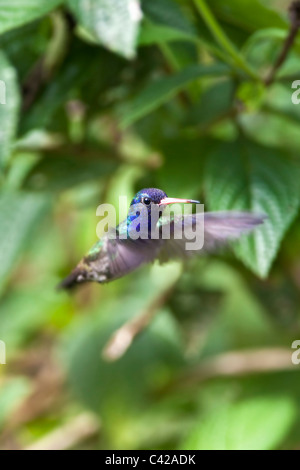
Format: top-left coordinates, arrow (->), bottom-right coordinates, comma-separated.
243,28 -> 300,58
185,79 -> 235,128
205,139 -> 300,277
138,20 -> 196,46
264,83 -> 300,124
120,63 -> 229,128
210,0 -> 286,32
0,0 -> 64,35
241,111 -> 300,154
0,51 -> 20,169
182,396 -> 296,450
141,0 -> 196,35
68,0 -> 143,59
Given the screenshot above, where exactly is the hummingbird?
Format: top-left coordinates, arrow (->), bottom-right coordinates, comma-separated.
58,188 -> 266,289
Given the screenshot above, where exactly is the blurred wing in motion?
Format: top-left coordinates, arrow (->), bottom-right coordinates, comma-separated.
58,227 -> 162,289
58,212 -> 267,288
202,211 -> 267,251
158,211 -> 267,263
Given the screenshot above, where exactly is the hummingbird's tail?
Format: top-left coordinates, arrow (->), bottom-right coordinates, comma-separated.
57,267 -> 88,290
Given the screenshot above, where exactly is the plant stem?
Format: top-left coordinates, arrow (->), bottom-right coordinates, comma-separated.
102,286 -> 175,361
193,0 -> 259,81
265,1 -> 300,85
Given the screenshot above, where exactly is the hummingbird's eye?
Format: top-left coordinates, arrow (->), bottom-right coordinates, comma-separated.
143,197 -> 151,205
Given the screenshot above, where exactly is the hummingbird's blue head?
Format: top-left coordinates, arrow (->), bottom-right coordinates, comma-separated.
130,188 -> 168,210
127,189 -> 167,237
127,188 -> 200,236
130,188 -> 200,211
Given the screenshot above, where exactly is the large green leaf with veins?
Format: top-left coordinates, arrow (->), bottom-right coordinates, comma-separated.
205,139 -> 300,277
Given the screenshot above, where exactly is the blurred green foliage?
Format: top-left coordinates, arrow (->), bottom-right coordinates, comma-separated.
0,0 -> 300,450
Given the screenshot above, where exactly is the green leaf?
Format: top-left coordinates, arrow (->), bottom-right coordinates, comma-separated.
181,396 -> 296,450
141,0 -> 196,35
241,29 -> 300,79
138,20 -> 197,46
0,0 -> 64,35
243,28 -> 300,58
120,63 -> 230,128
264,83 -> 300,124
140,0 -> 227,64
0,191 -> 50,290
68,0 -> 143,59
0,22 -> 49,82
241,111 -> 300,155
210,0 -> 286,32
205,139 -> 300,277
0,51 -> 20,169
185,79 -> 235,128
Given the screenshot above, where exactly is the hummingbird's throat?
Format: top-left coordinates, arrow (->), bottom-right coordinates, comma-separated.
127,203 -> 162,238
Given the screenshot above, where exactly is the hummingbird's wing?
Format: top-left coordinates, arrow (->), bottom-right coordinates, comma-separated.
58,224 -> 162,289
58,212 -> 266,289
94,235 -> 161,282
157,211 -> 266,263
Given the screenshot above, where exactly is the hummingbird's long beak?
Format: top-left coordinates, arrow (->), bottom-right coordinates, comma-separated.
159,197 -> 200,206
